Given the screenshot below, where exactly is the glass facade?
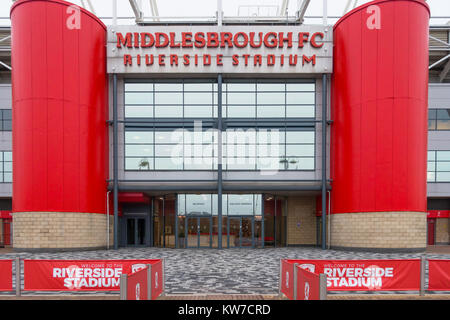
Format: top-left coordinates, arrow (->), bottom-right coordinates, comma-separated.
162,193 -> 284,248
124,80 -> 316,171
429,109 -> 450,131
0,151 -> 12,183
428,151 -> 450,182
0,110 -> 11,131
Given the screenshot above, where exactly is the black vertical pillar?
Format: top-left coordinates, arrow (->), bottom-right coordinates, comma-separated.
217,74 -> 223,249
321,74 -> 328,250
113,74 -> 119,250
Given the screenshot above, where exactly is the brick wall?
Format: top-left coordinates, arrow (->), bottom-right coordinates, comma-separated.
12,212 -> 112,250
286,196 -> 316,245
436,218 -> 450,245
330,212 -> 427,250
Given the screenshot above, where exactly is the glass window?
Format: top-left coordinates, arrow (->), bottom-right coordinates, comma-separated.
257,83 -> 285,91
184,83 -> 213,91
184,92 -> 212,104
227,194 -> 255,215
227,92 -> 256,105
184,106 -> 212,118
125,83 -> 153,91
257,92 -> 285,105
0,151 -> 12,182
186,194 -> 212,215
125,92 -> 153,105
125,158 -> 153,170
227,106 -> 256,118
155,92 -> 182,105
286,92 -> 315,104
428,150 -> 450,182
257,105 -> 285,118
125,131 -> 153,144
154,83 -> 182,91
227,83 -> 255,92
286,83 -> 315,91
125,145 -> 153,157
0,110 -> 12,131
429,109 -> 450,131
125,105 -> 153,118
155,105 -> 183,118
286,131 -> 315,144
286,105 -> 315,118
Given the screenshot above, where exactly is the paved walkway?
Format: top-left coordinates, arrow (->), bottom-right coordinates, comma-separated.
1,247 -> 449,296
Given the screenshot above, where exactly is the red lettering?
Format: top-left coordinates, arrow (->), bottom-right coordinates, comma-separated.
216,54 -> 223,66
155,33 -> 169,48
220,32 -> 233,48
194,33 -> 206,48
267,54 -> 275,66
117,33 -> 132,48
289,54 -> 297,66
298,32 -> 309,48
194,54 -> 199,66
207,32 -> 219,47
278,32 -> 292,48
183,54 -> 190,66
182,32 -> 193,47
263,32 -> 277,48
169,32 -> 180,48
310,32 -> 324,48
243,54 -> 250,66
124,54 -> 132,66
233,32 -> 248,48
232,54 -> 239,66
254,54 -> 262,66
249,32 -> 263,48
280,54 -> 284,66
140,33 -> 154,48
145,54 -> 154,66
203,54 -> 211,65
133,32 -> 139,48
137,54 -> 141,65
159,54 -> 165,66
170,54 -> 178,66
302,54 -> 316,66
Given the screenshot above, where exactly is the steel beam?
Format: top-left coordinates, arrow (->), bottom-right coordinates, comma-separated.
296,0 -> 310,24
129,0 -> 143,22
440,58 -> 450,82
429,54 -> 450,69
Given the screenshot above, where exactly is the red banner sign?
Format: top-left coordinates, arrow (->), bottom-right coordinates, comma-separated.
0,260 -> 13,291
280,260 -> 295,300
296,265 -> 320,300
286,259 -> 421,291
127,266 -> 148,300
24,259 -> 161,291
151,260 -> 163,300
428,260 -> 450,291
427,210 -> 450,218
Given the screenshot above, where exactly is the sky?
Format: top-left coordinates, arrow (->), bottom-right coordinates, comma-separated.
0,0 -> 449,26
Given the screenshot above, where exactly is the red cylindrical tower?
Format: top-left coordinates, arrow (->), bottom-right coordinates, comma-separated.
11,0 -> 108,250
330,0 -> 429,251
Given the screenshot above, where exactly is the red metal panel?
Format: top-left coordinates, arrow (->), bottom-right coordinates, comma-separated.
11,0 -> 108,214
331,0 -> 429,214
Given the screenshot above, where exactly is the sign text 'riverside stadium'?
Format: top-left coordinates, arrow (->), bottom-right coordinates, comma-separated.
116,31 -> 324,68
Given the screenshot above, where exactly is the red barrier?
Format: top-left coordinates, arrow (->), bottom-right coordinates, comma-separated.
286,259 -> 421,291
428,260 -> 450,291
0,260 -> 13,291
280,259 -> 295,300
126,266 -> 148,300
296,265 -> 320,300
151,260 -> 164,300
23,259 -> 160,291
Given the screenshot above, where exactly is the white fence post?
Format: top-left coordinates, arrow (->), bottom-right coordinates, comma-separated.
120,273 -> 127,300
293,263 -> 299,300
15,257 -> 20,297
147,264 -> 152,300
319,274 -> 327,300
420,257 -> 426,296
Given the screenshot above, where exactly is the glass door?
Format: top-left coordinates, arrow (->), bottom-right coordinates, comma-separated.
228,217 -> 241,248
241,217 -> 253,247
199,217 -> 211,248
187,217 -> 198,248
126,218 -> 146,246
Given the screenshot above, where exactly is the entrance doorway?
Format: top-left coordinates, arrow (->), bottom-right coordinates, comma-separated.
126,217 -> 147,246
227,217 -> 254,248
186,216 -> 212,248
